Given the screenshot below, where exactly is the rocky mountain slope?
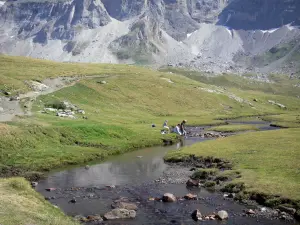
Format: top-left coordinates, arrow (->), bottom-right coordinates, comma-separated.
0,0 -> 299,75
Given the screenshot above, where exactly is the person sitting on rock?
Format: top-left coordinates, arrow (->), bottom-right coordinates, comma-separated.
162,120 -> 170,133
180,120 -> 187,136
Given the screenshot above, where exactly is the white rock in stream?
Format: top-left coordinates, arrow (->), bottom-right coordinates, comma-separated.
217,210 -> 228,220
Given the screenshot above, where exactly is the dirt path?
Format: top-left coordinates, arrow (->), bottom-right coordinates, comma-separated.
0,75 -> 110,122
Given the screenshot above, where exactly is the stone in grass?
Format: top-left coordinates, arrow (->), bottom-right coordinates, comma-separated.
216,210 -> 229,220
104,208 -> 136,220
191,209 -> 202,221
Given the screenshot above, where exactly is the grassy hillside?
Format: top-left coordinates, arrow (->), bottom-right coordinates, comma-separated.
160,67 -> 300,97
1,55 -> 299,174
0,55 -> 154,94
0,56 -> 300,224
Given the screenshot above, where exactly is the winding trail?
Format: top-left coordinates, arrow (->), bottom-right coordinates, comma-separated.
0,75 -> 110,122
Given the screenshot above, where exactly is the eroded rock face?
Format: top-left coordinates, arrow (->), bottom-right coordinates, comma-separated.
0,0 -> 111,43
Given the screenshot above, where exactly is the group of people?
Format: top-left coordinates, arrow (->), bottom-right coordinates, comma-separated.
162,120 -> 187,136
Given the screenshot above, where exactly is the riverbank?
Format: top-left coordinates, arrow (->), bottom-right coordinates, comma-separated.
0,178 -> 79,225
165,128 -> 300,220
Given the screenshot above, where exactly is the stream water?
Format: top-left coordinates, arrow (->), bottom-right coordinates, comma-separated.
36,121 -> 298,225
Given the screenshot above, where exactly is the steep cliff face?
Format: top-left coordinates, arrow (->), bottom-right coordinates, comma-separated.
0,0 -> 111,44
0,0 -> 299,74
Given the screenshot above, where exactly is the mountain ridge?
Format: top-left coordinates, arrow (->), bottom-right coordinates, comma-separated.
0,0 -> 299,75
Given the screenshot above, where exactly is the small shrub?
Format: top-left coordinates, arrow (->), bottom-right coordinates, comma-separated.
221,182 -> 245,193
264,197 -> 282,207
234,192 -> 250,201
45,101 -> 66,110
204,181 -> 216,188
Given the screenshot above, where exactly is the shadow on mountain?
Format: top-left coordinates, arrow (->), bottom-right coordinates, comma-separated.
217,0 -> 300,30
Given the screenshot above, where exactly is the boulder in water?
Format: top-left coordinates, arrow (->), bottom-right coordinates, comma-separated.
217,210 -> 228,220
104,208 -> 136,220
191,209 -> 202,221
186,179 -> 200,187
184,193 -> 197,200
162,193 -> 176,202
111,201 -> 138,211
86,215 -> 103,222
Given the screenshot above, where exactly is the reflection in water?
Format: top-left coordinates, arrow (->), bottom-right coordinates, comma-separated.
38,121 -> 278,189
39,138 -> 200,189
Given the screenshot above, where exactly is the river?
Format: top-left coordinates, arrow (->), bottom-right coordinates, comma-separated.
36,121 -> 298,225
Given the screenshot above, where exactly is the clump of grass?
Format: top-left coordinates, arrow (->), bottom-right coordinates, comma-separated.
191,168 -> 218,180
215,170 -> 241,182
45,100 -> 67,110
221,182 -> 246,193
208,124 -> 259,132
204,181 -> 216,188
264,197 -> 282,207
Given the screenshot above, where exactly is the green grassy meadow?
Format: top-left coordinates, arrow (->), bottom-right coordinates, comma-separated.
165,128 -> 300,201
0,55 -> 300,224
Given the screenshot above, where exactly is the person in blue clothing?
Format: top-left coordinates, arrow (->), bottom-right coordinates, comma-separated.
173,124 -> 182,135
